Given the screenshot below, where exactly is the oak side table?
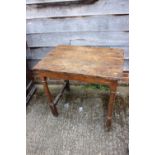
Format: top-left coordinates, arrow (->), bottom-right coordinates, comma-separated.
33,45 -> 124,128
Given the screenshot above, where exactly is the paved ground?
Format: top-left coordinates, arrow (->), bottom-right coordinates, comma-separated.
27,85 -> 129,155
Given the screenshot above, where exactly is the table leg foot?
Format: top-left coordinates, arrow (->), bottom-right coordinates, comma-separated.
49,105 -> 59,117
106,82 -> 117,129
106,118 -> 112,131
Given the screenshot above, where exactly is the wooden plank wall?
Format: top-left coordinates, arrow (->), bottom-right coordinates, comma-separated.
26,0 -> 129,75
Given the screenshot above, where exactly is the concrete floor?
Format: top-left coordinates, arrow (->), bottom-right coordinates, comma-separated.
27,85 -> 129,155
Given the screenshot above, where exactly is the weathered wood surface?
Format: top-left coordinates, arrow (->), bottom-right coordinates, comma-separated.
69,36 -> 129,47
27,46 -> 129,60
119,71 -> 129,84
27,0 -> 81,4
27,47 -> 54,59
27,0 -> 129,19
28,58 -> 129,71
26,43 -> 31,59
26,0 -> 98,5
26,15 -> 129,34
28,70 -> 129,85
123,59 -> 129,71
27,46 -> 129,71
33,45 -> 124,80
27,32 -> 128,47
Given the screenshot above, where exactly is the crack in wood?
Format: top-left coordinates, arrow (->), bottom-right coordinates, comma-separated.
27,0 -> 98,7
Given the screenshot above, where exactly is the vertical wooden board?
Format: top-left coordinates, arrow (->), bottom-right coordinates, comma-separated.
26,15 -> 129,34
26,31 -> 129,47
26,0 -> 129,19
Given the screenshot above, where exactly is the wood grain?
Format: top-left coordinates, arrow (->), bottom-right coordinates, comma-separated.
26,15 -> 129,34
27,0 -> 82,4
123,59 -> 129,71
26,0 -> 98,5
27,32 -> 128,47
28,58 -> 129,72
27,46 -> 129,60
26,0 -> 129,19
33,45 -> 124,81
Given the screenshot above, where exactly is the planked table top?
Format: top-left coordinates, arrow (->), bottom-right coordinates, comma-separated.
33,45 -> 124,80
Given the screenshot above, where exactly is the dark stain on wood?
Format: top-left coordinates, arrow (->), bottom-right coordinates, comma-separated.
27,0 -> 98,8
33,45 -> 124,81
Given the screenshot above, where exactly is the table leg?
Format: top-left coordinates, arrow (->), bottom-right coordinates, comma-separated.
41,77 -> 58,117
106,82 -> 117,129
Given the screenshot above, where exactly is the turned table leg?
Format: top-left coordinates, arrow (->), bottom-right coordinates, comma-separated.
41,77 -> 58,117
106,82 -> 117,129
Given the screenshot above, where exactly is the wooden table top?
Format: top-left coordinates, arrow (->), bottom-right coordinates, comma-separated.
33,45 -> 124,80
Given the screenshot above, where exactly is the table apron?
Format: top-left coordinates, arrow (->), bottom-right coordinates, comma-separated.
37,70 -> 118,87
